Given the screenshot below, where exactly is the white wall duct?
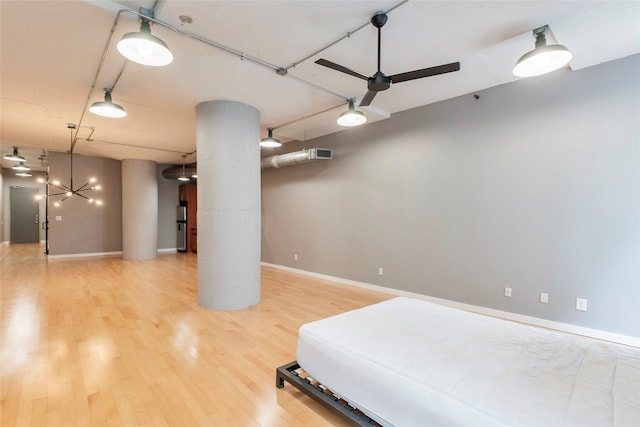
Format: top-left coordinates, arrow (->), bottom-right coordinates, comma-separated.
261,148 -> 332,169
161,148 -> 332,179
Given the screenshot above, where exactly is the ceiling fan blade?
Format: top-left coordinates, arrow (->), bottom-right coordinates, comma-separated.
315,58 -> 369,81
359,90 -> 378,107
390,62 -> 460,84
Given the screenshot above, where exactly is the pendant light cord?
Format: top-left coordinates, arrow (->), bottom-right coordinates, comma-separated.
69,125 -> 74,190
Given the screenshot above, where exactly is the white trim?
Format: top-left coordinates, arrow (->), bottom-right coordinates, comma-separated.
48,251 -> 122,259
261,262 -> 640,348
47,249 -> 180,258
0,241 -> 8,246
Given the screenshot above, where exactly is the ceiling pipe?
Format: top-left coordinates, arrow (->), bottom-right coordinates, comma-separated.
284,0 -> 409,71
79,4 -> 413,158
80,3 -> 412,155
117,9 -> 351,101
76,5 -> 352,153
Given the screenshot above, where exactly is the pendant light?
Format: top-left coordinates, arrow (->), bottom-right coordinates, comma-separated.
90,90 -> 127,118
260,128 -> 282,148
4,147 -> 26,162
117,20 -> 173,67
43,124 -> 104,206
337,99 -> 367,127
16,172 -> 32,177
177,154 -> 190,181
12,162 -> 30,172
513,25 -> 573,78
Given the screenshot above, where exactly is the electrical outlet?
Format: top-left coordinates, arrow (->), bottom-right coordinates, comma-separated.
540,292 -> 549,304
504,287 -> 512,297
576,298 -> 588,311
294,254 -> 298,261
378,267 -> 384,276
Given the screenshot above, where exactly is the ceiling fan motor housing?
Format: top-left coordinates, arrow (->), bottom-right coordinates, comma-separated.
368,72 -> 391,91
371,13 -> 388,28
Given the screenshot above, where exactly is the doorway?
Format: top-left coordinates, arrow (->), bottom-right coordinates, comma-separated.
10,186 -> 40,243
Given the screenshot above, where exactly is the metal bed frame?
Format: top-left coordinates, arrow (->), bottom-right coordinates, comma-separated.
276,361 -> 382,426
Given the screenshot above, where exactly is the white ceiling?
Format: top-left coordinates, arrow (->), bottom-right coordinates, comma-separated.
2,0 -> 639,172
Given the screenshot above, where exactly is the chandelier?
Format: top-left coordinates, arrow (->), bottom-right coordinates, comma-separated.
36,124 -> 103,206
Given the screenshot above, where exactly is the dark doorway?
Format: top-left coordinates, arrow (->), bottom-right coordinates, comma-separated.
10,186 -> 40,243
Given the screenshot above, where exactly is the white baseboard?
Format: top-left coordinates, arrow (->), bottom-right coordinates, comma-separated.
48,249 -> 178,258
158,248 -> 178,254
261,262 -> 640,348
0,241 -> 45,245
48,251 -> 123,259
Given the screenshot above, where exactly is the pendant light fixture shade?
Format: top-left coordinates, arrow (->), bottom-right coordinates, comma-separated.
177,154 -> 190,181
260,128 -> 282,148
513,25 -> 573,78
117,20 -> 173,67
337,99 -> 367,127
90,90 -> 127,118
4,147 -> 26,162
12,162 -> 30,171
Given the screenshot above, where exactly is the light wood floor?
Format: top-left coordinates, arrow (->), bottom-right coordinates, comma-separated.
0,244 -> 392,426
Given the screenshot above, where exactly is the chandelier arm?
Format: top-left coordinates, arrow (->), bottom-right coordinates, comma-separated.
74,193 -> 89,200
50,184 -> 71,192
49,191 -> 68,197
76,182 -> 90,191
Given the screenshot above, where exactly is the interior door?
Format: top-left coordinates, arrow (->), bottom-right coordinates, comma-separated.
10,186 -> 40,243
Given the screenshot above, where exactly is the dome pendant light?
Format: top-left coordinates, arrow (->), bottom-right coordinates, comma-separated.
90,90 -> 127,118
260,128 -> 282,148
513,25 -> 573,78
177,154 -> 190,181
12,162 -> 30,171
4,147 -> 26,162
117,20 -> 173,67
337,99 -> 367,127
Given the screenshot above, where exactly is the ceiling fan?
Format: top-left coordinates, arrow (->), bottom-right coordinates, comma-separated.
315,12 -> 461,107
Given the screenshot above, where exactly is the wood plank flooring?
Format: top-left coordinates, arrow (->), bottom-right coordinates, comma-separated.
0,244 -> 392,426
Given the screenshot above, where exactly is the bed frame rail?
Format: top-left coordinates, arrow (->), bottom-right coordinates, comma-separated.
276,361 -> 381,426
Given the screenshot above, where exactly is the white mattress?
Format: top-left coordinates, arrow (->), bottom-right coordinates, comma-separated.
297,297 -> 640,427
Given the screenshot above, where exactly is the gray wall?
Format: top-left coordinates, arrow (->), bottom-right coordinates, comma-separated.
1,168 -> 47,243
157,163 -> 180,249
48,152 -> 122,255
261,54 -> 640,337
2,159 -> 180,252
0,167 -> 4,243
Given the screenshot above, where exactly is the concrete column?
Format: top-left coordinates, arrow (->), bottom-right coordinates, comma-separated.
196,100 -> 261,310
122,159 -> 158,260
